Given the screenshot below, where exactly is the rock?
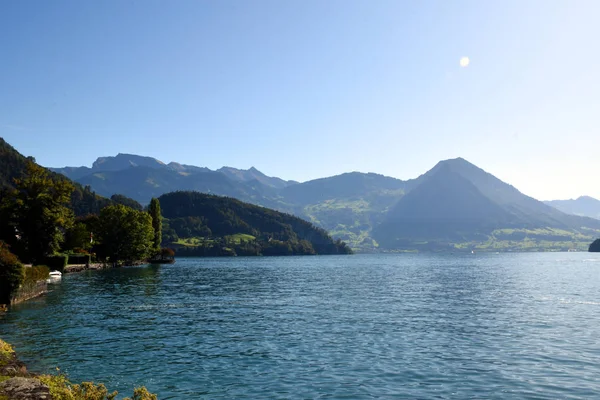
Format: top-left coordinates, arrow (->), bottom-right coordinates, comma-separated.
0,377 -> 51,399
0,353 -> 27,377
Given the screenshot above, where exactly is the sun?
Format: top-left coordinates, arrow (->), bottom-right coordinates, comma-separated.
460,56 -> 470,67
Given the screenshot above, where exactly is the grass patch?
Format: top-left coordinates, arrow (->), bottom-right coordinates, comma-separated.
173,237 -> 211,247
224,234 -> 256,244
174,233 -> 256,248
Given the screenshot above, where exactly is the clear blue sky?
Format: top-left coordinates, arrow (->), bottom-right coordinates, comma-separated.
1,0 -> 598,200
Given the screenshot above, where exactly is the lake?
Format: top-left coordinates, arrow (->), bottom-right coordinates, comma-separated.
2,253 -> 600,399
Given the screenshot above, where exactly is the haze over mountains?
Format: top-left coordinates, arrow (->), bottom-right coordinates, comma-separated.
544,197 -> 600,221
49,152 -> 600,252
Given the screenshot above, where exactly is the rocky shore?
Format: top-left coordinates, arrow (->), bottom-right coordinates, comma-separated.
0,339 -> 50,400
0,338 -> 156,400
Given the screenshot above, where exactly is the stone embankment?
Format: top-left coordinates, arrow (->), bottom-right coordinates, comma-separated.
9,281 -> 48,306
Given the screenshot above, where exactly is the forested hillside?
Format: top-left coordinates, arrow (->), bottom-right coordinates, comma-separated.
159,191 -> 352,256
0,138 -> 115,216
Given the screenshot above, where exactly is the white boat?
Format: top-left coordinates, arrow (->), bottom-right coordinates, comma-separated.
47,271 -> 62,281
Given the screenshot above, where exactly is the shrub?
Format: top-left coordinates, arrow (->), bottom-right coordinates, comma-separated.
0,339 -> 15,367
44,255 -> 68,272
0,242 -> 24,304
160,248 -> 175,257
39,373 -> 156,400
123,387 -> 157,400
24,265 -> 50,284
67,254 -> 91,265
70,382 -> 117,400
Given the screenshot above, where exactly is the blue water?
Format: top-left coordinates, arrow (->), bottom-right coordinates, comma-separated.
2,253 -> 600,399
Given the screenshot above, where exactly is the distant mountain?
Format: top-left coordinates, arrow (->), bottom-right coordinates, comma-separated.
545,196 -> 600,220
46,149 -> 600,252
375,163 -> 512,245
75,166 -> 284,210
158,191 -> 351,256
51,154 -> 294,203
167,162 -> 210,174
278,172 -> 408,250
51,153 -> 166,180
218,166 -> 297,189
0,138 -> 115,216
374,158 -> 600,251
280,172 -> 405,205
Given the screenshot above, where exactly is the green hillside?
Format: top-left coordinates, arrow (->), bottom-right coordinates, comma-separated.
159,191 -> 352,256
0,138 -> 117,216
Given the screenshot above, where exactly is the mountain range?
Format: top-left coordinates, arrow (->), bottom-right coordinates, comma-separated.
544,197 -> 600,220
0,138 -> 349,257
47,151 -> 600,252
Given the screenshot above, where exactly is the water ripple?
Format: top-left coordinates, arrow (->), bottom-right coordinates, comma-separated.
1,253 -> 600,399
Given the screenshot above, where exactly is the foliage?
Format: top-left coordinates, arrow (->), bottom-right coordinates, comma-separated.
0,242 -> 24,304
590,239 -> 600,252
63,222 -> 93,252
23,265 -> 50,283
0,138 -> 117,220
67,254 -> 91,265
44,255 -> 68,272
39,373 -> 155,400
39,373 -> 80,400
0,339 -> 14,367
2,161 -> 74,263
148,198 -> 162,252
70,185 -> 112,217
69,382 -> 117,400
96,205 -> 154,263
110,194 -> 143,211
123,387 -> 158,400
160,248 -> 175,257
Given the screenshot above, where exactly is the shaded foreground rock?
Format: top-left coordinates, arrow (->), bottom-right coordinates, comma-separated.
0,377 -> 51,400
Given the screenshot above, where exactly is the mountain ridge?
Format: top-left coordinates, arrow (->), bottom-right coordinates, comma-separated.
44,149 -> 600,252
545,196 -> 600,220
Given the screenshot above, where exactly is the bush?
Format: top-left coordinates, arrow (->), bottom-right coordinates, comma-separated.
0,241 -> 24,304
38,372 -> 156,400
44,255 -> 68,272
24,265 -> 50,284
123,387 -> 158,400
68,254 -> 91,265
160,248 -> 175,257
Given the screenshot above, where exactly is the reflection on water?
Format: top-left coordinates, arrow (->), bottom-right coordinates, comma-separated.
1,253 -> 600,399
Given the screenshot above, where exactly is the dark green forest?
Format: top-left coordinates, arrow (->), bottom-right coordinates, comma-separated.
159,191 -> 352,256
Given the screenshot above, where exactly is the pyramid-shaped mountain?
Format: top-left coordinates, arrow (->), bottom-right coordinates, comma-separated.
374,158 -> 600,250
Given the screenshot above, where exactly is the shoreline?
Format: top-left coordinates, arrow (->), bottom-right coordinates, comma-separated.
0,338 -> 156,400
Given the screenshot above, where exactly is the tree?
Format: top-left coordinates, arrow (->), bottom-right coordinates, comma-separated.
111,194 -> 143,211
63,222 -> 93,252
148,198 -> 162,252
97,205 -> 154,263
3,161 -> 74,263
590,239 -> 600,252
0,242 -> 24,304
